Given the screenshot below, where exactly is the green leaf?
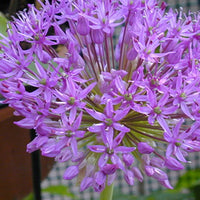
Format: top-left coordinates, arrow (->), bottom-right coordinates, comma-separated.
175,169 -> 200,190
42,185 -> 77,199
0,12 -> 8,37
22,193 -> 34,200
112,187 -> 194,200
112,188 -> 141,200
144,190 -> 194,200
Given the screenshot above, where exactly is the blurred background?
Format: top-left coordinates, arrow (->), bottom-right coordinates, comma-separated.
0,1 -> 200,200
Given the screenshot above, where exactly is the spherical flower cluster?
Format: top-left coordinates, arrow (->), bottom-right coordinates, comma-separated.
1,0 -> 200,192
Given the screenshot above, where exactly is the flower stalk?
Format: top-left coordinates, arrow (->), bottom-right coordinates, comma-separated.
100,183 -> 114,200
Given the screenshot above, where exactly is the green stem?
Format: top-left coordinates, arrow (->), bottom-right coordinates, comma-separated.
100,183 -> 114,200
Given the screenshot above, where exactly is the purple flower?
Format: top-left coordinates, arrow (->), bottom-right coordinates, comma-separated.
86,100 -> 130,149
164,119 -> 200,162
1,0 -> 200,192
136,90 -> 177,133
88,131 -> 135,170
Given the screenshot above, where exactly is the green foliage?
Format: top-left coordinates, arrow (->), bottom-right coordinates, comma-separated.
112,188 -> 194,200
22,193 -> 34,200
42,185 -> 77,199
175,169 -> 200,200
22,185 -> 77,200
141,190 -> 194,200
22,169 -> 200,200
175,169 -> 200,190
0,12 -> 7,37
112,190 -> 136,200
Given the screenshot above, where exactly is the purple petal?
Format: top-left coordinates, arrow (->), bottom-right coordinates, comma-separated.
152,168 -> 168,181
85,108 -> 105,121
135,105 -> 151,114
123,153 -> 134,167
113,131 -> 125,147
88,123 -> 104,133
94,171 -> 106,192
55,149 -> 72,162
166,144 -> 173,157
181,102 -> 194,120
94,171 -> 106,185
132,167 -> 143,182
104,127 -> 114,149
176,72 -> 182,92
114,107 -> 130,121
69,106 -> 77,124
145,165 -> 154,176
63,165 -> 79,180
111,154 -> 125,170
79,82 -> 96,99
162,106 -> 177,115
113,123 -> 130,132
115,76 -> 126,94
27,136 -> 48,153
165,157 -> 184,170
148,114 -> 155,125
88,145 -> 106,153
147,90 -> 157,107
175,146 -> 187,162
66,78 -> 76,96
75,130 -> 85,138
157,116 -> 170,134
35,59 -> 47,78
41,139 -> 59,157
158,92 -> 169,107
164,132 -> 172,142
173,118 -> 184,137
14,118 -> 35,129
105,99 -> 113,118
124,169 -> 134,185
160,179 -> 173,189
71,137 -> 78,156
80,177 -> 93,192
150,157 -> 164,168
102,164 -> 118,175
107,173 -> 117,186
98,153 -> 109,168
72,111 -> 82,130
137,142 -> 154,154
182,140 -> 200,152
114,146 -> 136,153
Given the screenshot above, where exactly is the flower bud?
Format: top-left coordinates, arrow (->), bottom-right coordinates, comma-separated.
102,164 -> 118,175
127,47 -> 138,60
132,167 -> 143,182
91,29 -> 104,44
80,177 -> 93,191
160,179 -> 173,189
27,136 -> 48,153
165,157 -> 184,170
77,16 -> 90,36
123,153 -> 134,166
138,142 -> 154,154
107,173 -> 117,186
124,169 -> 134,185
63,165 -> 79,180
152,167 -> 168,181
55,149 -> 72,162
94,171 -> 106,192
150,157 -> 164,168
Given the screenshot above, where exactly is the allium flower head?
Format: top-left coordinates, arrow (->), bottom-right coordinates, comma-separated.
1,0 -> 200,193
